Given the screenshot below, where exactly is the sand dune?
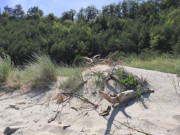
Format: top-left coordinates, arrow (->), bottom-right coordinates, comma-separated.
0,65 -> 180,135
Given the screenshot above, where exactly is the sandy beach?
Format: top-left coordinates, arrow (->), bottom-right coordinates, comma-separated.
0,65 -> 180,135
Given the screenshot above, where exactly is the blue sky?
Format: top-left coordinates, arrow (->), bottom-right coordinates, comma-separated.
0,0 -> 122,17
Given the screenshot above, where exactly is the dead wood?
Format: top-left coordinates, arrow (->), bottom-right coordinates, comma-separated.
83,54 -> 101,65
99,89 -> 154,104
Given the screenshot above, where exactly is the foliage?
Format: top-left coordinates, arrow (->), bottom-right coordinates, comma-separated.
114,69 -> 137,90
0,0 -> 179,65
73,55 -> 84,66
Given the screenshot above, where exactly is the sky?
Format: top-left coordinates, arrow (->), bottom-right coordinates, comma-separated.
0,0 -> 122,17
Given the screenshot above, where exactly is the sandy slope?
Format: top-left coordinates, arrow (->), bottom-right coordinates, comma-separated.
0,65 -> 180,135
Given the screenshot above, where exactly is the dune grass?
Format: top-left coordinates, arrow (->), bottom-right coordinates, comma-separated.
0,53 -> 86,91
125,56 -> 180,76
4,69 -> 22,91
23,53 -> 58,89
0,54 -> 14,84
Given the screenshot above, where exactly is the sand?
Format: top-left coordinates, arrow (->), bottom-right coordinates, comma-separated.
0,65 -> 180,135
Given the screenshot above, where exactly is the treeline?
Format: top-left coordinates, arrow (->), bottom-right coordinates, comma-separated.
0,0 -> 179,64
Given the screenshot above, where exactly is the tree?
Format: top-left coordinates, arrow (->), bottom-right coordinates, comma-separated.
3,5 -> 12,16
77,8 -> 86,21
62,9 -> 76,21
128,0 -> 139,19
12,5 -> 24,18
85,6 -> 99,21
122,0 -> 128,18
160,0 -> 180,9
27,6 -> 43,18
46,13 -> 57,21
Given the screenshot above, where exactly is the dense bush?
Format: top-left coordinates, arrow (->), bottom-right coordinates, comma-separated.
0,0 -> 179,65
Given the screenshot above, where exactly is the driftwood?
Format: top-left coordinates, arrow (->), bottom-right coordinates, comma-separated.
83,51 -> 125,66
83,54 -> 101,65
99,89 -> 154,104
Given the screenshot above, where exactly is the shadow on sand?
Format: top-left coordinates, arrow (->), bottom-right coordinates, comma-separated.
104,92 -> 151,135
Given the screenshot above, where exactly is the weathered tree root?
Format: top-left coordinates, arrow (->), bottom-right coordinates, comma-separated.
99,89 -> 154,104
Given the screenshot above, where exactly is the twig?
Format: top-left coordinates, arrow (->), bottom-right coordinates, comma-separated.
71,107 -> 78,111
22,103 -> 44,109
48,111 -> 60,123
74,95 -> 98,108
117,120 -> 153,135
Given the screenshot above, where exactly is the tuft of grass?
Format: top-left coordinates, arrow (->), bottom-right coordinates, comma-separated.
60,71 -> 84,93
5,69 -> 22,91
94,71 -> 106,85
0,54 -> 14,84
24,53 -> 58,89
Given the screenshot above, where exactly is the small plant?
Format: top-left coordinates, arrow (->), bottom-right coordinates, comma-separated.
94,71 -> 107,85
113,69 -> 137,90
135,87 -> 148,108
91,89 -> 97,95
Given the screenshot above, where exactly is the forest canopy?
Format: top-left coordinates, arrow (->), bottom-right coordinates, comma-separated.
0,0 -> 179,64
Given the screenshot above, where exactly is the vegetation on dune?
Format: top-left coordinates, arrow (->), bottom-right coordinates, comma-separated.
24,53 -> 58,89
0,53 -> 85,91
0,54 -> 14,84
